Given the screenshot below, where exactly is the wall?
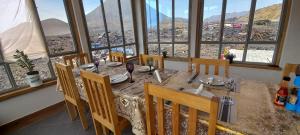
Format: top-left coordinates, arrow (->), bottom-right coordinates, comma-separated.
0,86 -> 64,126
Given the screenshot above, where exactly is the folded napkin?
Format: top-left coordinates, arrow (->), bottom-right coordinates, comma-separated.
154,70 -> 162,83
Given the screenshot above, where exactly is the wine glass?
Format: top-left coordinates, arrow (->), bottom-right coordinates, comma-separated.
147,57 -> 154,75
126,62 -> 135,83
94,59 -> 99,73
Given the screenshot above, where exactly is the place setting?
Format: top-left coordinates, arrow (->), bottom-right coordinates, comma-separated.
109,62 -> 135,85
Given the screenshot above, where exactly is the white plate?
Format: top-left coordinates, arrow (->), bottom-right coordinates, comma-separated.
137,66 -> 151,72
80,63 -> 95,69
86,67 -> 97,72
199,75 -> 227,86
107,62 -> 123,67
110,74 -> 128,84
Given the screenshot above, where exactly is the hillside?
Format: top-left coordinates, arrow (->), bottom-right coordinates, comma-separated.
238,4 -> 282,22
204,4 -> 282,23
41,18 -> 70,36
85,1 -> 171,30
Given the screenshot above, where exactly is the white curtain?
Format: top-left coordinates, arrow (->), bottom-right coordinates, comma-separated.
0,0 -> 48,62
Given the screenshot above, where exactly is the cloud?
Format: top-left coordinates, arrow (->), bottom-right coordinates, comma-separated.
204,5 -> 218,11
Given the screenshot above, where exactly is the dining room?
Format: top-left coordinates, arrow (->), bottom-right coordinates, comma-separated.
0,0 -> 300,135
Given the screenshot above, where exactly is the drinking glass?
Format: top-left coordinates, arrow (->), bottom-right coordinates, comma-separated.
126,62 -> 135,83
94,59 -> 99,73
147,57 -> 154,75
101,53 -> 107,64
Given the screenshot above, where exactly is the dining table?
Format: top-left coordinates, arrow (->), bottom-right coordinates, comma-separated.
57,62 -> 300,135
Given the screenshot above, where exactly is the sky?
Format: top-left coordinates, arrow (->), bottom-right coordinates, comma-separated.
146,0 -> 189,19
35,0 -> 68,22
0,0 -> 282,33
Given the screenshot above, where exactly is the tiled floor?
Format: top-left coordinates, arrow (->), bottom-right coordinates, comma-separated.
7,107 -> 133,135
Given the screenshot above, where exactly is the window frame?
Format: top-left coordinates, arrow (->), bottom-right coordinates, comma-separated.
143,0 -> 192,57
196,0 -> 289,65
80,0 -> 139,60
0,0 -> 79,95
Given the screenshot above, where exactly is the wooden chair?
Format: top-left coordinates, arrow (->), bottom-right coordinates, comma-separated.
188,58 -> 229,78
282,63 -> 299,77
139,54 -> 164,70
109,52 -> 126,63
63,53 -> 90,69
144,83 -> 219,135
80,70 -> 130,135
55,63 -> 88,129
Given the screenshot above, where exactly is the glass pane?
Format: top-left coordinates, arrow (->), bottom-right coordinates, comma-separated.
202,0 -> 222,41
160,44 -> 173,56
251,0 -> 283,41
223,0 -> 251,42
246,44 -> 275,63
159,0 -> 172,42
146,0 -> 158,42
35,0 -> 76,55
111,47 -> 124,53
200,44 -> 219,59
148,44 -> 159,55
92,49 -> 109,61
0,66 -> 12,92
50,56 -> 64,75
125,45 -> 137,58
82,0 -> 108,49
174,44 -> 188,57
10,58 -> 52,87
221,44 -> 245,61
175,0 -> 189,42
121,0 -> 135,44
104,0 -> 123,46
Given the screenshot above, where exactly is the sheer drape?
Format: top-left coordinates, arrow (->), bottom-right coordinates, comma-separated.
0,0 -> 48,62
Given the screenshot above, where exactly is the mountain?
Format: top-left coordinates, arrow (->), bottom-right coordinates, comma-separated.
204,11 -> 249,23
85,1 -> 171,30
41,18 -> 70,36
238,4 -> 282,22
85,0 -> 139,31
204,4 -> 282,23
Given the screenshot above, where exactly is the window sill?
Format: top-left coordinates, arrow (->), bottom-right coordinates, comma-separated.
229,63 -> 282,71
164,57 -> 189,62
163,57 -> 282,71
0,80 -> 57,102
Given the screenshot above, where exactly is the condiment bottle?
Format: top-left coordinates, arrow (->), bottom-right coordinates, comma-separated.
274,76 -> 290,106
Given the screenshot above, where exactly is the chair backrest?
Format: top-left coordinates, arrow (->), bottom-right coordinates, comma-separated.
188,58 -> 229,77
144,83 -> 219,135
282,63 -> 299,77
63,53 -> 90,69
139,54 -> 164,69
55,63 -> 80,104
109,52 -> 126,63
80,70 -> 120,131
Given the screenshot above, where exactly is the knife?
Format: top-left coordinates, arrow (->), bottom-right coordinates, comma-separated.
187,73 -> 199,84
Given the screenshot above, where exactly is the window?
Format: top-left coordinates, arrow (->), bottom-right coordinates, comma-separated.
145,0 -> 190,57
0,0 -> 79,94
0,0 -> 59,93
35,0 -> 78,55
199,0 -> 286,64
82,0 -> 137,60
35,0 -> 78,72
